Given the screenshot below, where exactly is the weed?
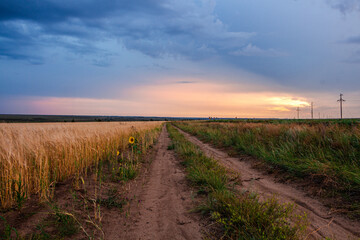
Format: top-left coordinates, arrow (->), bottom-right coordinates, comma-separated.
0,215 -> 19,239
50,204 -> 79,237
167,123 -> 308,240
167,144 -> 175,150
28,222 -> 52,240
23,204 -> 83,240
110,161 -> 138,182
175,121 -> 360,218
97,188 -> 126,209
12,176 -> 27,210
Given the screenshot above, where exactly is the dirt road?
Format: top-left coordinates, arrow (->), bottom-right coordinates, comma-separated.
103,125 -> 203,240
175,127 -> 360,240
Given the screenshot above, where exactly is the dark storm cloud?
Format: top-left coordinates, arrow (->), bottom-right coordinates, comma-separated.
0,19 -> 110,64
0,21 -> 44,63
326,0 -> 360,13
0,0 -> 164,22
0,0 -> 254,64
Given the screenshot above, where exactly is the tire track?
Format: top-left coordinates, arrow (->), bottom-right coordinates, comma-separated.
175,126 -> 360,240
105,125 -> 203,240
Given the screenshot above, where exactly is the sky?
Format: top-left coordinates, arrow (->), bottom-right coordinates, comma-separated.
1,0 -> 360,118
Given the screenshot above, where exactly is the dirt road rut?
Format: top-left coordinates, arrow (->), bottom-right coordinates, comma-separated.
176,126 -> 360,240
104,125 -> 202,240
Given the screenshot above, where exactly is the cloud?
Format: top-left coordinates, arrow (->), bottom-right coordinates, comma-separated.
231,44 -> 287,57
0,21 -> 43,63
326,0 -> 360,14
344,35 -> 360,44
344,50 -> 360,63
0,95 -> 136,115
0,0 -> 164,22
3,80 -> 360,118
175,81 -> 195,84
268,106 -> 291,112
340,35 -> 360,64
0,0 -> 255,64
267,97 -> 310,107
0,20 -> 110,64
120,80 -> 313,117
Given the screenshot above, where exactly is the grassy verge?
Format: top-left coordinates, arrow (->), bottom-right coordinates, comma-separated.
206,118 -> 360,126
174,121 -> 360,218
167,123 -> 307,239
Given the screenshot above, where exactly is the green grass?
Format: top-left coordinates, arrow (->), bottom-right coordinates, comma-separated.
0,204 -> 80,240
207,118 -> 360,126
167,143 -> 175,150
167,123 -> 307,239
0,215 -> 19,239
96,188 -> 126,209
51,204 -> 79,237
174,121 -> 360,218
106,127 -> 162,184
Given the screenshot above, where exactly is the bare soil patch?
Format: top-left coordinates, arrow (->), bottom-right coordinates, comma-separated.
110,125 -> 204,240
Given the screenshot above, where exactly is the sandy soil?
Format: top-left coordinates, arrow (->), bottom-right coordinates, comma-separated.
103,125 -> 203,240
175,126 -> 360,240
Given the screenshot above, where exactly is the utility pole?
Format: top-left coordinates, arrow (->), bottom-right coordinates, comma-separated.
311,102 -> 314,119
337,93 -> 345,119
296,107 -> 300,119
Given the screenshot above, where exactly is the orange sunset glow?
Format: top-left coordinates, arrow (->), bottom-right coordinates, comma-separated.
2,1 -> 360,239
1,0 -> 360,119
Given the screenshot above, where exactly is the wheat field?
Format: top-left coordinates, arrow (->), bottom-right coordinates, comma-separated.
0,121 -> 163,209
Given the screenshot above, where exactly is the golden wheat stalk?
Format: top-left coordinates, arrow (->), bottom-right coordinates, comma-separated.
0,121 -> 162,209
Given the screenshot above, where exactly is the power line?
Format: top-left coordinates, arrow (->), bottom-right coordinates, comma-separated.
296,106 -> 300,119
337,93 -> 346,119
311,102 -> 314,119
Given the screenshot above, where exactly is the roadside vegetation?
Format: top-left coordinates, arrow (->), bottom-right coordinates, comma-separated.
175,120 -> 360,218
0,122 -> 162,239
208,118 -> 360,126
167,123 -> 308,239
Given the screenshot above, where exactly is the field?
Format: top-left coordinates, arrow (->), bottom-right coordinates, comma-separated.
1,120 -> 360,239
175,120 -> 360,218
0,122 -> 162,209
0,114 -> 195,123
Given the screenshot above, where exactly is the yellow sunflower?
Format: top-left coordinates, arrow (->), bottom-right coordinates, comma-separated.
129,136 -> 135,144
